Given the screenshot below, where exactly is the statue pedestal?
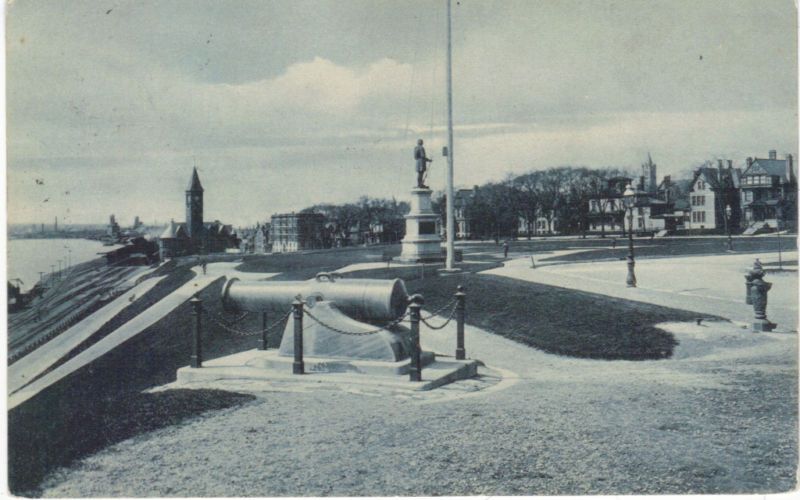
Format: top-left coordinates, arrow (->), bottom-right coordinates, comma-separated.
399,188 -> 444,263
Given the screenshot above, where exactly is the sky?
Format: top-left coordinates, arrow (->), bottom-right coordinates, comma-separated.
6,0 -> 798,227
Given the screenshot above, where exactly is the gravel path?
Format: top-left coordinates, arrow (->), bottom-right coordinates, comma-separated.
37,318 -> 797,496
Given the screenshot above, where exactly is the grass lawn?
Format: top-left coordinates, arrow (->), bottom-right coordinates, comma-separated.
236,248 -> 714,360
345,265 -> 701,361
539,237 -> 796,263
236,245 -> 401,280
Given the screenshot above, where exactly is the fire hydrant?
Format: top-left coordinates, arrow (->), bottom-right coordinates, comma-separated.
746,259 -> 776,332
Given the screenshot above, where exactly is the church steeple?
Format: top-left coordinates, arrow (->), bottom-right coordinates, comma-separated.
186,167 -> 204,240
188,166 -> 204,192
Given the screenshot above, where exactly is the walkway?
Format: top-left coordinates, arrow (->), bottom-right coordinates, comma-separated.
485,251 -> 798,332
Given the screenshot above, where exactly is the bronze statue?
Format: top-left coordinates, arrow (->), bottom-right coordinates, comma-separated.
414,139 -> 432,188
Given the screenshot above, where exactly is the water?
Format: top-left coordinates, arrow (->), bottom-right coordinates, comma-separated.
7,239 -> 123,292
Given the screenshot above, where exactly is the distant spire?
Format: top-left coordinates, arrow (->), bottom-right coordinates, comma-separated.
187,167 -> 204,192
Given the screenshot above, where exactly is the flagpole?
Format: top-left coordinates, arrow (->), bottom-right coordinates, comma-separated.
445,0 -> 455,270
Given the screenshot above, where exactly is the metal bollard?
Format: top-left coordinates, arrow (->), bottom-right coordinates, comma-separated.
748,260 -> 775,332
744,269 -> 755,305
259,311 -> 268,350
292,299 -> 304,374
190,296 -> 203,368
408,295 -> 423,382
455,286 -> 466,360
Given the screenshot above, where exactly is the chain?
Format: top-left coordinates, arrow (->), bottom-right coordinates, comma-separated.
302,306 -> 411,336
209,308 -> 292,337
420,297 -> 458,320
420,300 -> 459,330
209,296 -> 460,338
211,311 -> 250,324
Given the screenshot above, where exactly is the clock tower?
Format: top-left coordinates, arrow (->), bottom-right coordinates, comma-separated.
186,167 -> 204,242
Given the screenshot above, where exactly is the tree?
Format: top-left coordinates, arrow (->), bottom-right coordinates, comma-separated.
512,172 -> 541,238
538,168 -> 568,234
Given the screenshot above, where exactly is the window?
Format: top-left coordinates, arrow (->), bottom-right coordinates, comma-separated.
697,180 -> 705,190
745,191 -> 753,202
691,211 -> 706,223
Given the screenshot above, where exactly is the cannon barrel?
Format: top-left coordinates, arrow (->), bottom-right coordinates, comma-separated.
222,273 -> 409,321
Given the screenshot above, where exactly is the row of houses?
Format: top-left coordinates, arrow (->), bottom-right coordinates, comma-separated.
239,212 -> 406,254
586,150 -> 796,236
449,150 -> 795,239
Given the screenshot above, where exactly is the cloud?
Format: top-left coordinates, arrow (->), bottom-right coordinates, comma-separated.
5,0 -> 798,226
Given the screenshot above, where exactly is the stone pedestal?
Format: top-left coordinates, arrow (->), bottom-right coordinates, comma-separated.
278,301 -> 413,361
399,188 -> 444,263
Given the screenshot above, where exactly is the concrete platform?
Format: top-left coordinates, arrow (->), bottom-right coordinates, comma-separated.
175,349 -> 480,392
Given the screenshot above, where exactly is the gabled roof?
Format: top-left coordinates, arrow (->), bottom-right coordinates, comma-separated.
160,221 -> 189,239
187,167 -> 204,192
691,167 -> 722,190
204,221 -> 234,236
743,158 -> 793,183
691,167 -> 739,191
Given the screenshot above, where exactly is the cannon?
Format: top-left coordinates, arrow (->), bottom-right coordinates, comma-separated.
220,273 -> 427,363
221,272 -> 409,321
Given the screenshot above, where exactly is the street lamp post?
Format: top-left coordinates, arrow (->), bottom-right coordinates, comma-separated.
776,208 -> 783,270
725,204 -> 733,251
623,184 -> 637,288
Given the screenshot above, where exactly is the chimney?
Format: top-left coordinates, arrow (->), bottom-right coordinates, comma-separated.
664,175 -> 671,183
746,157 -> 753,168
639,175 -> 645,190
787,154 -> 794,181
718,159 -> 724,172
769,150 -> 777,160
727,160 -> 733,169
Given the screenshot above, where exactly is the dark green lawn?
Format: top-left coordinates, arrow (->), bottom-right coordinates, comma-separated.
345,265 -> 701,361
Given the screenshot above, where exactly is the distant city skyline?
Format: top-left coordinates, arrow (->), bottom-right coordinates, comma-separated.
7,0 -> 797,226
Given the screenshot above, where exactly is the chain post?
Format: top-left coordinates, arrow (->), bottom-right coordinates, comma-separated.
259,311 -> 268,350
408,295 -> 424,382
292,299 -> 305,374
190,296 -> 203,368
455,285 -> 466,360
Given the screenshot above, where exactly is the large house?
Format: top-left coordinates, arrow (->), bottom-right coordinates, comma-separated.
587,176 -> 631,234
269,212 -> 325,252
453,188 -> 476,239
740,150 -> 797,232
649,175 -> 692,232
158,168 -> 239,259
686,161 -> 741,231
